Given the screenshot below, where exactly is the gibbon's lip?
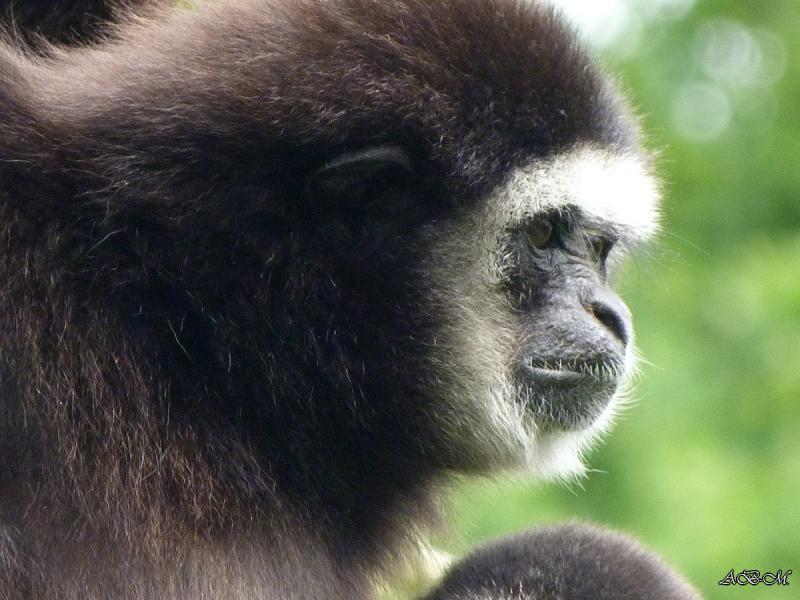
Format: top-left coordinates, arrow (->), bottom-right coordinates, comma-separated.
525,366 -> 588,385
520,359 -> 624,386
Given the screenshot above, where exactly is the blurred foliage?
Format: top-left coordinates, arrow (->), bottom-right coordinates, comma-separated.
429,1 -> 800,599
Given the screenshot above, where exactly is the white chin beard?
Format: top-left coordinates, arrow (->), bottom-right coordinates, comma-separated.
520,392 -> 623,481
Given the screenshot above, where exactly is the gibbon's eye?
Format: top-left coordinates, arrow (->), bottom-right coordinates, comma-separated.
525,216 -> 554,250
591,237 -> 615,264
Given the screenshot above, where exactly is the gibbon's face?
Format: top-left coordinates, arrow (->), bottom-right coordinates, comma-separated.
419,145 -> 660,478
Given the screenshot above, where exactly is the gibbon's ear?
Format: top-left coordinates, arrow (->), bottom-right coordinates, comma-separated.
306,145 -> 414,214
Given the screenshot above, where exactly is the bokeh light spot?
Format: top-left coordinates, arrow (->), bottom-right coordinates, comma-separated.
672,81 -> 733,142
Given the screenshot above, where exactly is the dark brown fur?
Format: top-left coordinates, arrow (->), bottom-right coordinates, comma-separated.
0,1 -> 641,598
425,523 -> 700,599
0,0 -> 157,48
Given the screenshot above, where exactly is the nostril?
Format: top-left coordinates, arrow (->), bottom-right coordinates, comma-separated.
588,300 -> 630,346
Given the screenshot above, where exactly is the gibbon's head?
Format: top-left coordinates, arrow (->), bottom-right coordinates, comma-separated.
290,0 -> 661,479
273,0 -> 660,478
28,0 -> 660,483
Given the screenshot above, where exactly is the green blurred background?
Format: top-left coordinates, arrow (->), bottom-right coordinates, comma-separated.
430,1 -> 799,599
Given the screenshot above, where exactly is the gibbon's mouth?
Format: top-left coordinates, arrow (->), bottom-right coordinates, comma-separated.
516,358 -> 625,430
521,359 -> 624,386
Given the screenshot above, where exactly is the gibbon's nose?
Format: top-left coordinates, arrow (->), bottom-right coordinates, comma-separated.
584,290 -> 632,347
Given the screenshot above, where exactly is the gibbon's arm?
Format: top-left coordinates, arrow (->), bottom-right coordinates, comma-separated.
423,523 -> 701,600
